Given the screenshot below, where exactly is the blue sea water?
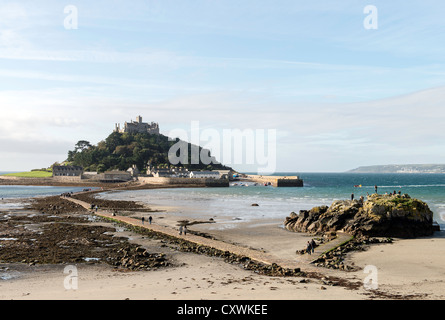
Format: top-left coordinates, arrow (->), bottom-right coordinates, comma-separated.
0,171 -> 98,200
0,185 -> 96,200
97,172 -> 445,230
2,171 -> 444,228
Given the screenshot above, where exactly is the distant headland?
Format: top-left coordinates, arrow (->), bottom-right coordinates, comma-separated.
347,164 -> 445,174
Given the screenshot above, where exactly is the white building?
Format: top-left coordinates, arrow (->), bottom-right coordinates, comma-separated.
189,171 -> 220,179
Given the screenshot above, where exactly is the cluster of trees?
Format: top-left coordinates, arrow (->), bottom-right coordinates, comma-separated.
66,131 -> 230,173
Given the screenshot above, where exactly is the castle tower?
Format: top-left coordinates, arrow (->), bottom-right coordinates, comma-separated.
114,115 -> 159,135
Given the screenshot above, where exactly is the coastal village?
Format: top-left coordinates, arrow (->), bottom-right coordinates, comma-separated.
48,116 -> 304,188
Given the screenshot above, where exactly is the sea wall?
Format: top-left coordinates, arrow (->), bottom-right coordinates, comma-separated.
138,177 -> 229,187
276,178 -> 304,187
245,175 -> 304,187
0,175 -> 114,186
0,176 -> 55,185
53,176 -> 82,182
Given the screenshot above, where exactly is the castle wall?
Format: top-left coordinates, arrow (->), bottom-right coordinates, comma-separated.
118,116 -> 160,135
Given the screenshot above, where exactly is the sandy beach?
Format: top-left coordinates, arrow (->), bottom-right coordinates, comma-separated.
0,220 -> 365,300
1,188 -> 445,301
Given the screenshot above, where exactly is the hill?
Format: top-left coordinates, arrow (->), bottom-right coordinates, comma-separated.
65,131 -> 231,173
347,164 -> 445,174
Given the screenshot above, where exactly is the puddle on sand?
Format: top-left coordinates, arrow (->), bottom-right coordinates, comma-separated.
0,268 -> 21,281
84,257 -> 101,262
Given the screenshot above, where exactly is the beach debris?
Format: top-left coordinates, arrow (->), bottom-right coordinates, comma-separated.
309,236 -> 392,271
109,246 -> 170,270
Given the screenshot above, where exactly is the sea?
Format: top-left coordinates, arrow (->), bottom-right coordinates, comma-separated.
1,172 -> 444,229
98,172 -> 445,230
0,171 -> 97,208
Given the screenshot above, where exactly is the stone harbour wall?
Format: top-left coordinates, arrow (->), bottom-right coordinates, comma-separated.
138,177 -> 229,187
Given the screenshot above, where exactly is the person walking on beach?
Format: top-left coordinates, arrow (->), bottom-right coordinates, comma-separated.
306,241 -> 313,255
179,226 -> 183,235
183,226 -> 188,235
375,185 -> 378,194
149,216 -> 152,225
351,193 -> 354,201
310,239 -> 316,254
141,216 -> 145,225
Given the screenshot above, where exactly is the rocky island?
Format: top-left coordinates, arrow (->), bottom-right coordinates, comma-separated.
285,193 -> 438,238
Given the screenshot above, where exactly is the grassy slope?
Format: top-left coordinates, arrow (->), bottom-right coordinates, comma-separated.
2,171 -> 52,178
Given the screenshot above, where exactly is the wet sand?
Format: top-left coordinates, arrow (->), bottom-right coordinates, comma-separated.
1,191 -> 445,300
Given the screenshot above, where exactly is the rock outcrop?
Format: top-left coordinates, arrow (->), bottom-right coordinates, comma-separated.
285,194 -> 436,238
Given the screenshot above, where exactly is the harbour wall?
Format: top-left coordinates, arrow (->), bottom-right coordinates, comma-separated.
137,177 -> 229,187
244,175 -> 304,187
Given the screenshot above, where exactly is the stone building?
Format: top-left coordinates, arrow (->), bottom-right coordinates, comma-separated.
53,166 -> 83,177
216,170 -> 235,180
127,165 -> 140,177
114,115 -> 159,135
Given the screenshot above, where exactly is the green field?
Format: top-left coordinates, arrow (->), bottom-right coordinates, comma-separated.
2,171 -> 52,178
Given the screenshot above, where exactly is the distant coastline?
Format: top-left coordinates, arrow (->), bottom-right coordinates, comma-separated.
347,164 -> 445,174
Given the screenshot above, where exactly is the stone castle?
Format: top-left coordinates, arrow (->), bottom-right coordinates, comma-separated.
114,116 -> 160,135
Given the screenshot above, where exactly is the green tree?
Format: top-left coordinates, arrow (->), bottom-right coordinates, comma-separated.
74,140 -> 92,152
64,131 -> 231,174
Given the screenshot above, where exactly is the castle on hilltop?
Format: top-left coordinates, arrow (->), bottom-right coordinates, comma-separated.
114,115 -> 160,135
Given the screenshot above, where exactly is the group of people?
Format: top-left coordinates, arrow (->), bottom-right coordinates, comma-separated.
140,215 -> 189,236
306,239 -> 316,254
350,185 -> 403,203
60,192 -> 73,197
141,216 -> 153,225
375,184 -> 402,196
350,193 -> 365,202
179,225 -> 188,235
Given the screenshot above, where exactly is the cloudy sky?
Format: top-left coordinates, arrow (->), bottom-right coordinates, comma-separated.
1,0 -> 445,172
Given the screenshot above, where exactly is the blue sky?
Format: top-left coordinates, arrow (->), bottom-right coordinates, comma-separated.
1,0 -> 445,172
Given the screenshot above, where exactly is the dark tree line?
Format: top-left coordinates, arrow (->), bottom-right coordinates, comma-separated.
66,131 -> 230,173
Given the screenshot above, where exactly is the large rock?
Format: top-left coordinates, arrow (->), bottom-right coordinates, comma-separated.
285,194 -> 435,238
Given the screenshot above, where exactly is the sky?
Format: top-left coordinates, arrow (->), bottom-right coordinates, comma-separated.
1,0 -> 445,173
